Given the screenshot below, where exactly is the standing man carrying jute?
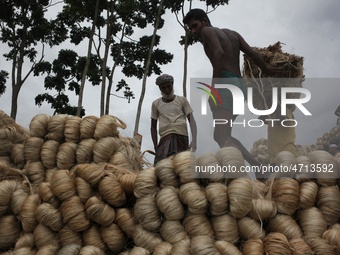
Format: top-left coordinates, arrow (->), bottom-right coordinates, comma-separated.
151,74 -> 197,164
183,8 -> 276,166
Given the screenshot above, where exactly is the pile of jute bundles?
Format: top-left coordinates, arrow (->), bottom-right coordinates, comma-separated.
0,110 -> 30,167
316,125 -> 340,151
0,112 -> 142,254
242,41 -> 304,112
250,138 -> 316,165
132,148 -> 340,255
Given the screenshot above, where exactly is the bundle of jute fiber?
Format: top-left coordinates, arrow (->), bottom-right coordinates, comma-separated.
242,41 -> 304,112
45,114 -> 69,142
29,113 -> 51,139
94,115 -> 126,140
250,138 -> 269,164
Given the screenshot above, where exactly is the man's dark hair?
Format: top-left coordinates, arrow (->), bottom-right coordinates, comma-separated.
183,8 -> 211,25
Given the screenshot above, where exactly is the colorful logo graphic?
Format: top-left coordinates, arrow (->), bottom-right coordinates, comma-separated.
196,82 -> 222,106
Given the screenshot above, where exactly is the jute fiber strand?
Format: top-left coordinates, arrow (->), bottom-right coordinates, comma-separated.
45,114 -> 68,142
35,202 -> 63,231
248,198 -> 277,221
169,238 -> 190,255
306,237 -> 337,255
289,238 -> 313,255
237,216 -> 265,241
94,115 -> 126,139
64,115 -> 81,143
118,173 -> 137,195
100,223 -> 126,253
272,178 -> 300,215
250,138 -> 269,164
242,238 -> 264,255
57,244 -> 81,255
20,194 -> 41,233
215,240 -> 243,255
33,223 -> 58,249
98,173 -> 126,207
155,187 -> 184,221
14,232 -> 34,249
73,162 -> 105,186
10,143 -> 25,168
36,243 -> 60,255
134,166 -> 158,198
179,182 -> 208,215
29,114 -> 51,138
316,185 -> 340,225
114,136 -> 142,171
119,246 -> 150,255
322,224 -> 340,246
183,213 -> 214,238
58,225 -> 83,246
74,176 -> 93,203
37,182 -> 59,208
10,188 -> 28,216
211,214 -> 240,244
274,151 -> 296,178
79,115 -> 99,140
268,214 -> 303,240
114,208 -> 135,239
205,182 -> 228,216
78,245 -> 105,255
23,161 -> 45,189
0,180 -> 18,216
50,169 -> 76,201
23,137 -> 44,162
227,177 -> 253,218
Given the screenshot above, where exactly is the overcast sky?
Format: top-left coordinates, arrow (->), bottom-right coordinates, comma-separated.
0,0 -> 339,164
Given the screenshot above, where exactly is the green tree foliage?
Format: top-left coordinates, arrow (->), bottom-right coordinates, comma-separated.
0,0 -> 67,120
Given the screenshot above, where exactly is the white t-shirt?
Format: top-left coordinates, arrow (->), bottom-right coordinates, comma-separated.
151,95 -> 193,138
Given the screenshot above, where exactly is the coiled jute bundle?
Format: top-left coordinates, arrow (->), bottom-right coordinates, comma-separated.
24,137 -> 44,162
10,143 -> 25,169
316,185 -> 340,225
289,238 -> 313,255
40,140 -> 59,169
35,202 -> 63,231
238,216 -> 265,241
268,214 -> 303,240
101,223 -> 126,253
134,195 -> 162,232
118,173 -> 136,195
295,155 -> 313,182
64,116 -> 81,143
56,142 -> 78,170
308,150 -> 338,186
322,224 -> 340,246
242,239 -> 264,255
160,220 -> 187,244
205,182 -> 228,216
50,169 -> 76,201
14,232 -> 34,249
79,115 -> 99,140
82,224 -> 107,251
58,225 -> 83,246
76,138 -> 96,164
133,224 -> 163,252
115,208 -> 135,239
272,178 -> 299,215
299,207 -> 327,238
29,114 -> 51,138
33,223 -> 59,249
20,194 -> 40,233
94,115 -> 126,140
37,182 -> 59,208
215,240 -> 243,255
196,153 -> 224,181
120,246 -> 150,255
274,151 -> 296,178
153,241 -> 172,255
45,114 -> 68,142
11,188 -> 28,216
299,181 -> 318,210
173,151 -> 198,183
227,178 -> 253,218
248,198 -> 277,221
85,195 -> 116,226
179,182 -> 208,215
23,161 -> 45,189
155,157 -> 179,188
57,243 -> 81,255
0,127 -> 15,156
134,167 -> 158,198
73,163 -> 105,187
98,173 -> 126,207
183,213 -> 214,238
0,215 -> 21,249
93,137 -> 121,163
78,245 -> 105,255
156,187 -> 184,221
60,195 -> 90,232
0,180 -> 18,216
263,232 -> 291,255
306,237 -> 336,255
216,147 -> 246,180
36,243 -> 60,255
211,214 -> 239,244
189,235 -> 220,255
315,125 -> 340,151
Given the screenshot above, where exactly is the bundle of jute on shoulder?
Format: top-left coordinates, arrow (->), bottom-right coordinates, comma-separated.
242,41 -> 304,112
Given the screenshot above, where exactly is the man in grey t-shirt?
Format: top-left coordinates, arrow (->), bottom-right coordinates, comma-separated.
151,74 -> 197,164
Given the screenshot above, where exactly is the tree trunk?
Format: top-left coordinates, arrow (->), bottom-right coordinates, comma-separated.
76,0 -> 100,117
134,0 -> 165,134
